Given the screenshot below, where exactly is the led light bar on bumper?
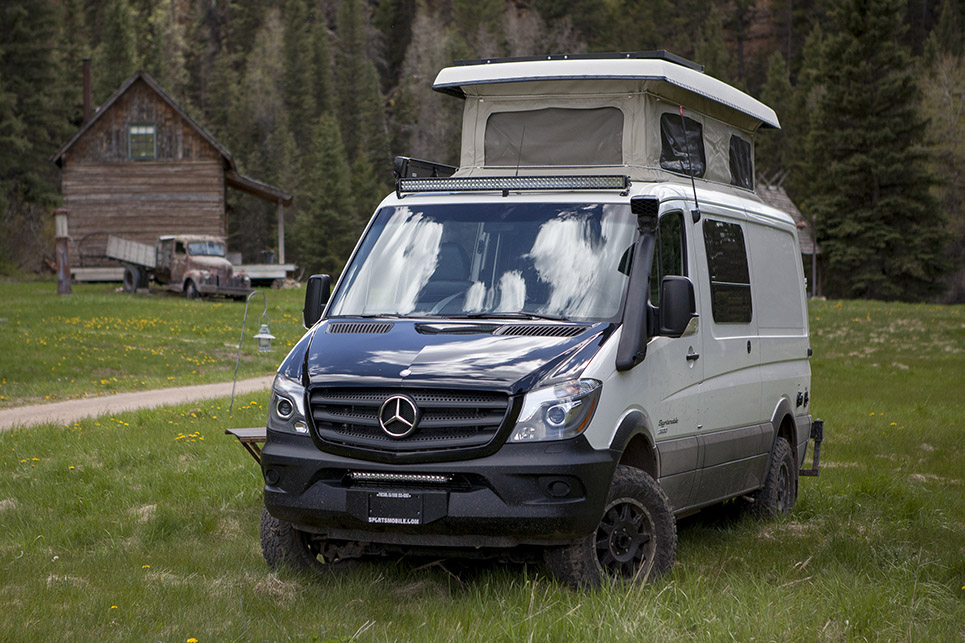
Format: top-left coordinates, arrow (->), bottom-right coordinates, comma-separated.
397,175 -> 630,195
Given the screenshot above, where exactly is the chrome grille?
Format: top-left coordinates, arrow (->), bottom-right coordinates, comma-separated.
309,387 -> 510,455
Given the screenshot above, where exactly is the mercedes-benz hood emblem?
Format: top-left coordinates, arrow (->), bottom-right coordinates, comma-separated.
378,395 -> 420,438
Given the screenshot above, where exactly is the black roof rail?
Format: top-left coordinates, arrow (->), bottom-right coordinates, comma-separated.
453,51 -> 704,73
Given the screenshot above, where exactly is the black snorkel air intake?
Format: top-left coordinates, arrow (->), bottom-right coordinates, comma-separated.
615,196 -> 659,371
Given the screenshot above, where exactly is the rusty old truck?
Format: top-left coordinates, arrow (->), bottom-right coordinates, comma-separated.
106,234 -> 251,298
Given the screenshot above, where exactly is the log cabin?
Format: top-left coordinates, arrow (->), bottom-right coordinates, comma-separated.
51,69 -> 293,283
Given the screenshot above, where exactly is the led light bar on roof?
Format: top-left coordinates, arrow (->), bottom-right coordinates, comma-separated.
396,175 -> 629,195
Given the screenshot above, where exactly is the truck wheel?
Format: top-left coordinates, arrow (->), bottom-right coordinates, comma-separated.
184,280 -> 199,299
122,266 -> 140,293
259,508 -> 357,574
544,466 -> 676,589
750,436 -> 797,518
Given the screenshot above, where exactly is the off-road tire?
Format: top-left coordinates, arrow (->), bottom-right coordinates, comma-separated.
184,280 -> 199,300
544,466 -> 677,589
750,436 -> 797,518
259,508 -> 360,574
260,508 -> 324,572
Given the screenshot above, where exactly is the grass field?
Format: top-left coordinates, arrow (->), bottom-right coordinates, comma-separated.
0,281 -> 306,408
0,293 -> 963,641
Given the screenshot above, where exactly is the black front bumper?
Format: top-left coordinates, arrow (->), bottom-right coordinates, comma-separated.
261,430 -> 619,548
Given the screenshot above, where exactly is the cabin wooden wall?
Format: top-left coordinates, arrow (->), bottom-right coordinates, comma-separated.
63,161 -> 224,265
59,78 -> 226,265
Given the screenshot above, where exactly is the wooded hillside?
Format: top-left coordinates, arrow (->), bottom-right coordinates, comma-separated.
2,0 -> 963,301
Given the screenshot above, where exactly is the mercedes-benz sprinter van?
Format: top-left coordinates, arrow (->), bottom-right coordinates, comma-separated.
258,52 -> 822,588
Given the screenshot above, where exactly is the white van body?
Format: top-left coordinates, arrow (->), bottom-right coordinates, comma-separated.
260,53 -> 821,587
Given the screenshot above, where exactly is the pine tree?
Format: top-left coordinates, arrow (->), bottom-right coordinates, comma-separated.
756,51 -> 794,180
0,0 -> 73,270
94,0 -> 138,103
282,0 -> 317,149
694,4 -> 736,85
141,0 -> 190,106
921,53 -> 965,301
294,114 -> 353,277
804,0 -> 949,301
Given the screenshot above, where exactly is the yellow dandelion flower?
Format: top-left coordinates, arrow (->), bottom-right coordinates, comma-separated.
187,637 -> 198,642
142,565 -> 150,569
110,605 -> 118,609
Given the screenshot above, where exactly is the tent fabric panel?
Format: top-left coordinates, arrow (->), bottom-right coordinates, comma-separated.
484,107 -> 624,167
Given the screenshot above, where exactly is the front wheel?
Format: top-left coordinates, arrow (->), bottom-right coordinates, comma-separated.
184,280 -> 199,299
259,508 -> 359,574
544,466 -> 677,589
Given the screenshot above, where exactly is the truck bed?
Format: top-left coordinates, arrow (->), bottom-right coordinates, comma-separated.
106,236 -> 156,268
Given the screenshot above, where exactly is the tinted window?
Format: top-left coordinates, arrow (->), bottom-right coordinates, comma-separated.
729,135 -> 753,189
659,113 -> 705,177
650,211 -> 686,303
703,219 -> 752,323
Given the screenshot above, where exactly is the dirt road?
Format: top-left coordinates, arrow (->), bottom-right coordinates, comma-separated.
0,375 -> 275,431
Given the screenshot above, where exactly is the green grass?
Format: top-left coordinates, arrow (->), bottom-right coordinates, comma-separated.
0,297 -> 963,641
0,281 -> 306,408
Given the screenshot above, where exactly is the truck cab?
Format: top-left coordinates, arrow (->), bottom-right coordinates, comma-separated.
258,52 -> 822,587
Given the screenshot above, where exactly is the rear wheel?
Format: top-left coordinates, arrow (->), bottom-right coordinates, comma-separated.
122,265 -> 140,293
751,436 -> 797,517
544,466 -> 676,589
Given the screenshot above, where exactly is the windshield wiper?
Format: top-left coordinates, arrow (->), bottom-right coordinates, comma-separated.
449,312 -> 569,322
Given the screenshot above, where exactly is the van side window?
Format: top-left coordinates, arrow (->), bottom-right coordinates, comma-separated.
650,211 -> 686,303
702,219 -> 752,323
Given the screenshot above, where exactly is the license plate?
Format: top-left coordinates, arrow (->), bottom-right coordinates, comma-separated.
367,491 -> 422,525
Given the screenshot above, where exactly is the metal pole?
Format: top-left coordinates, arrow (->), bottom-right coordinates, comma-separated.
230,290 -> 269,412
276,200 -> 285,265
54,208 -> 71,296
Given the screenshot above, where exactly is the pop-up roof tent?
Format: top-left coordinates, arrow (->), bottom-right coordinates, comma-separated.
432,52 -> 779,193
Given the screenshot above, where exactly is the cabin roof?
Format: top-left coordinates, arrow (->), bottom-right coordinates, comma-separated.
51,70 -> 235,169
433,52 -> 780,130
51,70 -> 292,206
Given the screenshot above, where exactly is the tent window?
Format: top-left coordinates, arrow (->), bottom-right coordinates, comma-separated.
659,113 -> 705,177
485,107 -> 623,167
729,135 -> 753,189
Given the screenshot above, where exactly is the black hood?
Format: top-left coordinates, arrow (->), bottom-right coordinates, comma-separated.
292,319 -> 611,394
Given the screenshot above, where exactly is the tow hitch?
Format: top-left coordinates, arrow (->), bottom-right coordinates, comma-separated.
799,419 -> 823,477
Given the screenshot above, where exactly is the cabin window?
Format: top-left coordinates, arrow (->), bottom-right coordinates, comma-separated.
703,219 -> 752,323
659,113 -> 705,177
485,107 -> 624,167
650,211 -> 687,304
128,123 -> 156,160
729,135 -> 753,189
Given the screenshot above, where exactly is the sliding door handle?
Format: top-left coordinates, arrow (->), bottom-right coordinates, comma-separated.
686,352 -> 700,361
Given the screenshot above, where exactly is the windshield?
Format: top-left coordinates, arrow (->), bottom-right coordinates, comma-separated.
328,202 -> 637,321
187,241 -> 226,257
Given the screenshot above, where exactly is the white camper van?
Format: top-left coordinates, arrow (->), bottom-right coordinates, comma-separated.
256,52 -> 823,588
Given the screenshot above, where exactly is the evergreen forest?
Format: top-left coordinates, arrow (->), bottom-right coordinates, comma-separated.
2,0 -> 963,302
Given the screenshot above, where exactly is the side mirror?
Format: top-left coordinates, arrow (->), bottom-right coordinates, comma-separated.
303,274 -> 330,328
658,276 -> 696,337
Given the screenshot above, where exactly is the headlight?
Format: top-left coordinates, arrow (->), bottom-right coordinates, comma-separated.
268,373 -> 309,434
511,379 -> 602,442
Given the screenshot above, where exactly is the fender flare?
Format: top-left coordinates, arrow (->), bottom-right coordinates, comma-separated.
765,396 -> 796,467
609,410 -> 659,478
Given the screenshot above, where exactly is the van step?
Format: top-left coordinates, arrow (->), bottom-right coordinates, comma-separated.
799,419 -> 823,477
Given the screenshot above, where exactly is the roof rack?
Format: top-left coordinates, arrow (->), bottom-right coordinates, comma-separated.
396,175 -> 630,197
453,51 -> 703,73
